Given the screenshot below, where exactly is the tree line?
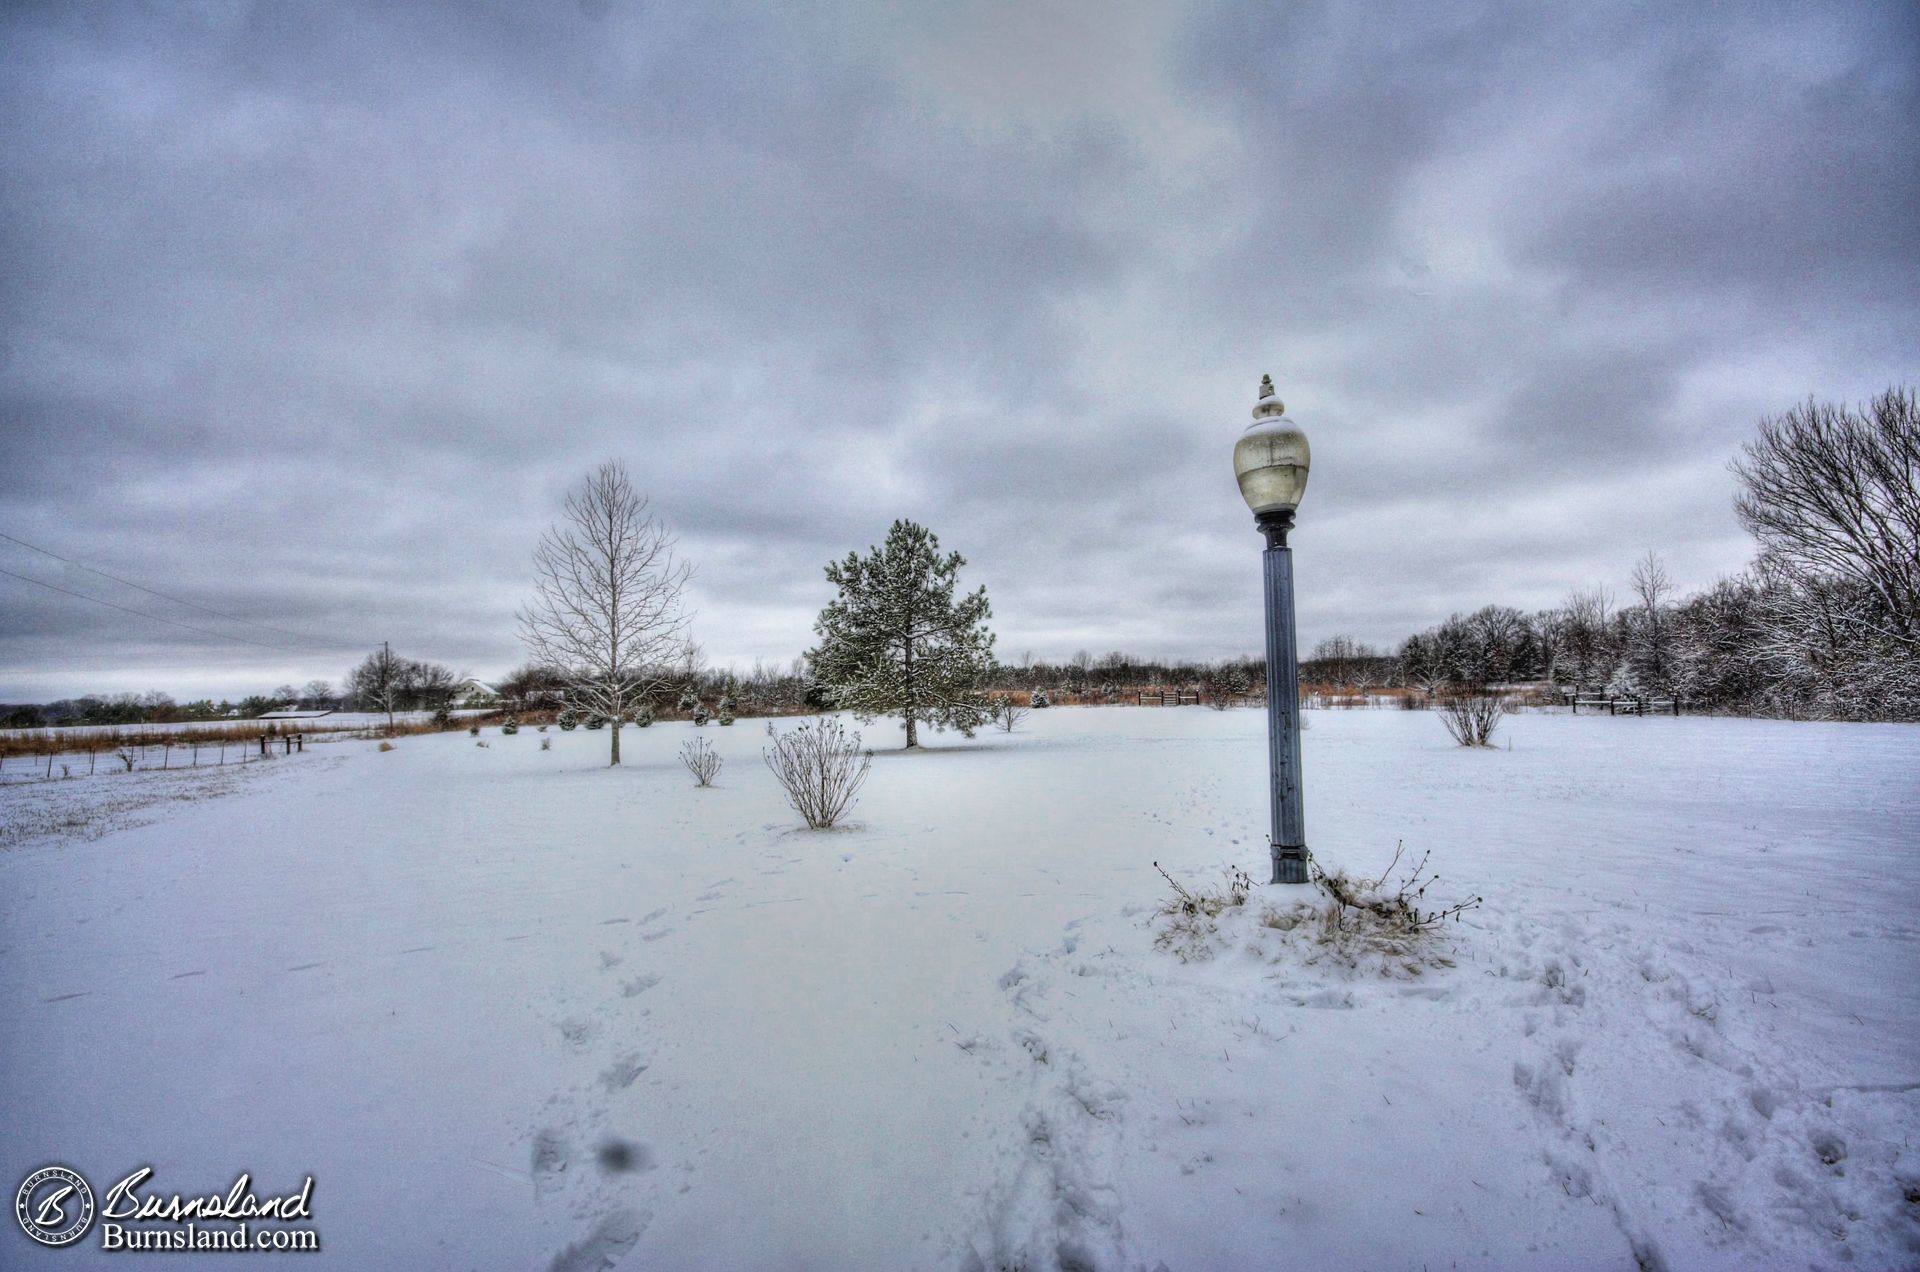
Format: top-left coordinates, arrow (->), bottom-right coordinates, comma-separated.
8,387 -> 1909,732
1400,388 -> 1917,720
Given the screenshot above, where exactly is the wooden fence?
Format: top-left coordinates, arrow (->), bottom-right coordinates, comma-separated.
1568,693 -> 1683,716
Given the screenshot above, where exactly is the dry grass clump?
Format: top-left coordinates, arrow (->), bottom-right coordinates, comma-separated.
377,741 -> 396,753
1153,843 -> 1481,974
1152,862 -> 1256,961
1304,843 -> 1481,973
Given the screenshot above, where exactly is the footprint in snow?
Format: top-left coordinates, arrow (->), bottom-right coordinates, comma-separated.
548,1207 -> 648,1272
620,974 -> 660,998
531,1129 -> 570,1195
600,1054 -> 649,1091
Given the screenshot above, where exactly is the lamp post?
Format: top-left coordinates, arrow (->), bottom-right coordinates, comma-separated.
1233,374 -> 1311,885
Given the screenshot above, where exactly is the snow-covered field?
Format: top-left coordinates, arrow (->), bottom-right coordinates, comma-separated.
2,707 -> 1916,1269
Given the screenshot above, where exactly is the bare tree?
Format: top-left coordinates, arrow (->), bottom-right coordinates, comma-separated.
1309,635 -> 1367,689
1629,551 -> 1677,694
1560,586 -> 1615,692
1531,607 -> 1567,687
404,659 -> 465,713
1732,387 -> 1920,651
519,461 -> 692,766
349,644 -> 403,732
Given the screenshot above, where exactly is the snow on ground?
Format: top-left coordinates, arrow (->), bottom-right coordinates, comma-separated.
2,707 -> 1916,1270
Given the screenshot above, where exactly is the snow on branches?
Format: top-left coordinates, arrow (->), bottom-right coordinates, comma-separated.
806,520 -> 996,748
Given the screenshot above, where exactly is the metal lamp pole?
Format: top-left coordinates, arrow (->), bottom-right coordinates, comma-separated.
1233,375 -> 1312,885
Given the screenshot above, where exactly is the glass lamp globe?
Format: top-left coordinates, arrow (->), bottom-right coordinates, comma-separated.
1233,374 -> 1310,517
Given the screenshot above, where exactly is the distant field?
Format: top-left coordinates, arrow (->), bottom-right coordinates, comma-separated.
0,710 -> 488,740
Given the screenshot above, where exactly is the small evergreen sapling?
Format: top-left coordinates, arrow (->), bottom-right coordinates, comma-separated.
692,705 -> 711,726
634,705 -> 656,728
1030,689 -> 1050,709
501,715 -> 520,735
558,708 -> 579,731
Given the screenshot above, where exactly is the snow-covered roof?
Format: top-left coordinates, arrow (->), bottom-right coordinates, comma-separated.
256,708 -> 334,720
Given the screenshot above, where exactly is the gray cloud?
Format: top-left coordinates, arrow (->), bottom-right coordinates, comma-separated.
2,0 -> 1914,700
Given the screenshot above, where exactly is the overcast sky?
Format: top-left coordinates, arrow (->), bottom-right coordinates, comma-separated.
2,0 -> 1914,702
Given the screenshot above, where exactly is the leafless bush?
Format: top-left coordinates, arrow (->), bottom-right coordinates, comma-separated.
1311,842 -> 1481,936
1438,693 -> 1501,746
680,736 -> 722,787
993,698 -> 1029,733
763,718 -> 871,828
1152,861 -> 1255,961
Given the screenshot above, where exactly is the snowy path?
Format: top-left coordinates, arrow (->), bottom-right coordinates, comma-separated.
2,709 -> 1916,1269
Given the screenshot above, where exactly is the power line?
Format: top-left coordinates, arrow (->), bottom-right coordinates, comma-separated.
0,529 -> 338,647
0,565 -> 305,651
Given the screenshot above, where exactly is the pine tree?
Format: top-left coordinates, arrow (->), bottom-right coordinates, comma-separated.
807,520 -> 996,748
